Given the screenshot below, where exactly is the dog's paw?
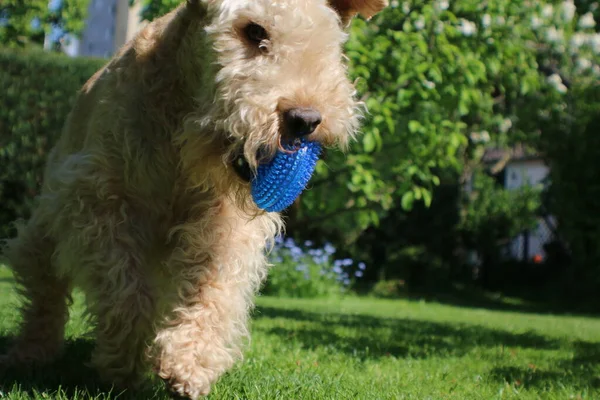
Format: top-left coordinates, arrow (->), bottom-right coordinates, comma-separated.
161,376 -> 211,400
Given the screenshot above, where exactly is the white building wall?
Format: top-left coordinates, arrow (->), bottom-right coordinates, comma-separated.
505,160 -> 549,190
113,0 -> 130,52
78,0 -> 120,58
126,0 -> 147,43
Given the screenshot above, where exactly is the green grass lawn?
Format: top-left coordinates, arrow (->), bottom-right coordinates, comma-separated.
1,265 -> 599,399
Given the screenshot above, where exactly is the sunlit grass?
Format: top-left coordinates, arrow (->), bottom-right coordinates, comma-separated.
1,265 -> 599,399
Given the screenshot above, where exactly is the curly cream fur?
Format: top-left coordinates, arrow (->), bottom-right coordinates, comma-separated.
1,0 -> 385,398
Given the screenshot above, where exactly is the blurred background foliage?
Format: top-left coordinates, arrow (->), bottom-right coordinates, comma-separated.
1,0 -> 89,48
1,0 -> 600,306
0,49 -> 103,238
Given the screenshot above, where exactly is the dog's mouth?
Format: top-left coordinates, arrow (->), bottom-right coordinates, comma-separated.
232,137 -> 306,183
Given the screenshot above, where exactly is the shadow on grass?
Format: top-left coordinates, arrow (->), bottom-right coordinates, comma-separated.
403,283 -> 600,317
255,306 -> 561,360
256,305 -> 600,392
0,336 -> 166,399
489,341 -> 600,391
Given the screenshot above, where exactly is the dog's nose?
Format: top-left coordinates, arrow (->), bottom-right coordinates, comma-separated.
283,108 -> 322,137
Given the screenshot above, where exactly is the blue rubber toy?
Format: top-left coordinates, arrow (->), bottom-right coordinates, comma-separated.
251,138 -> 321,212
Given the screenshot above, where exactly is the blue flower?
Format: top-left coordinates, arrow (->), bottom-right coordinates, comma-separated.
295,264 -> 307,272
333,259 -> 344,268
304,240 -> 314,247
324,242 -> 336,255
333,265 -> 342,274
358,262 -> 366,270
355,270 -> 363,278
284,237 -> 296,248
312,255 -> 328,265
308,248 -> 324,257
343,278 -> 351,286
341,258 -> 353,267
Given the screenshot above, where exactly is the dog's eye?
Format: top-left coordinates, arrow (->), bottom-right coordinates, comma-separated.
244,22 -> 269,46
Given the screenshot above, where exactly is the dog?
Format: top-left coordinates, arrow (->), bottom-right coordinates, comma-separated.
1,0 -> 386,397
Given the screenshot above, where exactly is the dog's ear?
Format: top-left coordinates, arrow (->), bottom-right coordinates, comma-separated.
328,0 -> 388,26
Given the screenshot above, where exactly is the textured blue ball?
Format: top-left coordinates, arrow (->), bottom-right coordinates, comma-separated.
251,139 -> 321,212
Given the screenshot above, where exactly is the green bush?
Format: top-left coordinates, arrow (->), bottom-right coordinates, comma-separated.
0,48 -> 104,237
370,279 -> 408,299
296,0 -> 551,241
542,83 -> 600,294
495,2 -> 600,295
351,177 -> 462,288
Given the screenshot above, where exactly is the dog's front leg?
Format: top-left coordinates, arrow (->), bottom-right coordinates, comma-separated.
64,208 -> 158,388
152,209 -> 270,399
